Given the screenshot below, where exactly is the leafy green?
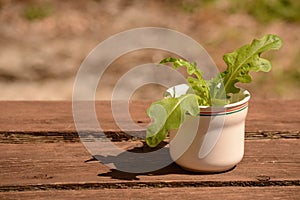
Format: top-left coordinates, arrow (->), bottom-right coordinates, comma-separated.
146,34 -> 283,147
160,58 -> 211,106
146,94 -> 199,147
220,34 -> 283,96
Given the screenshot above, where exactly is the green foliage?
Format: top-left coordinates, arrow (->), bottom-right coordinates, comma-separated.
180,0 -> 201,13
226,0 -> 300,23
166,0 -> 300,23
146,34 -> 283,147
146,94 -> 199,147
160,57 -> 211,106
163,0 -> 209,13
23,4 -> 53,21
221,34 -> 283,96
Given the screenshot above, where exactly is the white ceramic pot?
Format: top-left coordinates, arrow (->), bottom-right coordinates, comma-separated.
167,84 -> 251,172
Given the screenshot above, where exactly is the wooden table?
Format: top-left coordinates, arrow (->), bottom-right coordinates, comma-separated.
0,100 -> 299,199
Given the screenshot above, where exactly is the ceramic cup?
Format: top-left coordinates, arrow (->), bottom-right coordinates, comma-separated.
167,84 -> 250,172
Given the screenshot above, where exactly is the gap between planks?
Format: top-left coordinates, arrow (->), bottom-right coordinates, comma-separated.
1,131 -> 299,144
0,180 -> 299,192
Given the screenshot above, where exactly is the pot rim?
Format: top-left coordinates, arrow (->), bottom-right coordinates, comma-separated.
165,84 -> 251,109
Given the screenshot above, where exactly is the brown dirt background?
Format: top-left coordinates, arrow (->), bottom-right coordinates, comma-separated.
0,0 -> 299,100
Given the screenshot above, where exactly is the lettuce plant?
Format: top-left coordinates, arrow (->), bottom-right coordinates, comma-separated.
146,34 -> 283,147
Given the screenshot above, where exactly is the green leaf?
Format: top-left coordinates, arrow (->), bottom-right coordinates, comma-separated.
160,57 -> 197,75
221,34 -> 283,95
205,74 -> 227,105
146,94 -> 199,147
160,57 -> 211,106
186,77 -> 210,105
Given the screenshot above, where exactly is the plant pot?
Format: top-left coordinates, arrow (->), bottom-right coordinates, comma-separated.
167,84 -> 251,172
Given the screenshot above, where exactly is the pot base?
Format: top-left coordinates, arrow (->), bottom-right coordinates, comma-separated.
179,164 -> 236,174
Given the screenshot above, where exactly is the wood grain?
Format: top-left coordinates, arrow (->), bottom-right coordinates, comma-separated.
0,100 -> 299,143
0,140 -> 299,190
1,187 -> 299,200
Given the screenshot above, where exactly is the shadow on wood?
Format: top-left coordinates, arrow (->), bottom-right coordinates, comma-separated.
88,142 -> 236,180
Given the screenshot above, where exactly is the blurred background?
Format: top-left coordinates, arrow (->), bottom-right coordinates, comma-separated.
0,0 -> 299,100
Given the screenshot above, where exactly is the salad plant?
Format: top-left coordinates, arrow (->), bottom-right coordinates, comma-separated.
146,34 -> 282,147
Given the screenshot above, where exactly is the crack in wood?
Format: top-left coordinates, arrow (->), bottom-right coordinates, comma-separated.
0,131 -> 299,144
0,180 -> 299,192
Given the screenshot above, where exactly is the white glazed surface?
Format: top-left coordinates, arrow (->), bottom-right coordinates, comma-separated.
168,84 -> 250,172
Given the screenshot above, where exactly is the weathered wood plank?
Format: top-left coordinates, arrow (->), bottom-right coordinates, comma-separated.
1,187 -> 299,200
246,99 -> 300,132
0,100 -> 299,132
0,140 -> 299,189
0,100 -> 299,143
